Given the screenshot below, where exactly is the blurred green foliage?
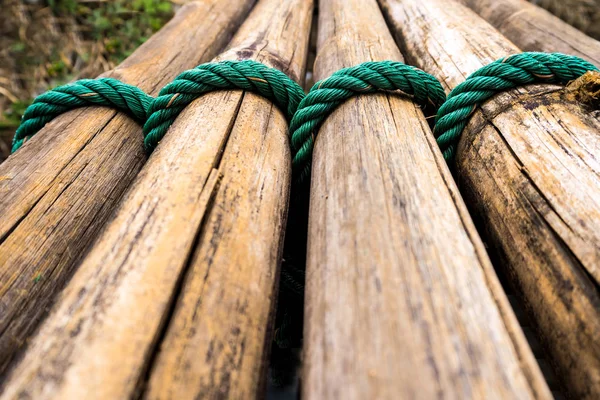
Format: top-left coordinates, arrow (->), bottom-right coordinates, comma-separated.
48,0 -> 174,63
0,0 -> 175,152
0,99 -> 32,129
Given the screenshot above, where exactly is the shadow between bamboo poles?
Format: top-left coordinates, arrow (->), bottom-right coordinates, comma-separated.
301,0 -> 551,398
457,0 -> 600,65
0,0 -> 313,398
378,0 -> 600,397
0,0 -> 256,377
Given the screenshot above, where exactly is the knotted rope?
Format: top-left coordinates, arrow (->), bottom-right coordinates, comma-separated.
434,52 -> 599,161
11,78 -> 153,152
289,61 -> 446,181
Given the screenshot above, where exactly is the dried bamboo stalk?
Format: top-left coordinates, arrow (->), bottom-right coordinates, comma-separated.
301,0 -> 551,398
0,0 -> 313,398
530,0 -> 600,40
0,0 -> 256,376
457,0 -> 600,65
379,0 -> 600,397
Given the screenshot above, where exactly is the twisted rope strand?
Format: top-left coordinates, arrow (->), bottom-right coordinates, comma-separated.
12,78 -> 153,152
289,61 -> 446,182
142,60 -> 306,152
433,52 -> 599,161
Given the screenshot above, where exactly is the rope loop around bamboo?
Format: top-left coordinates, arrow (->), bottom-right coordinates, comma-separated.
13,60 -> 447,185
11,78 -> 153,152
10,60 -> 306,156
142,60 -> 306,152
289,60 -> 447,182
434,52 -> 599,162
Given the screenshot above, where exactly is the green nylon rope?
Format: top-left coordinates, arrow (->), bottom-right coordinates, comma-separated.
11,78 -> 153,152
10,60 -> 306,156
142,60 -> 305,152
434,52 -> 599,162
13,53 -> 598,173
289,61 -> 447,181
14,59 -> 444,185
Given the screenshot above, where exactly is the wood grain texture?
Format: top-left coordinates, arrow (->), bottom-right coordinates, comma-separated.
378,0 -> 600,397
0,0 -> 255,377
0,0 -> 312,398
457,0 -> 600,66
144,1 -> 313,398
302,0 -> 550,399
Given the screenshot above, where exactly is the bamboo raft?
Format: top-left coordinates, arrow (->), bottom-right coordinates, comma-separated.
0,0 -> 599,398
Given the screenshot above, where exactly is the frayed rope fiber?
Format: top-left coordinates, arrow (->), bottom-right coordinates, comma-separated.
434,52 -> 599,162
289,61 -> 446,182
11,78 -> 153,152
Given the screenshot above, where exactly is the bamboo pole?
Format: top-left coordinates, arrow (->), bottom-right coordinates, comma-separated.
302,0 -> 550,398
0,0 -> 255,376
457,0 -> 600,65
0,0 -> 312,398
378,0 -> 600,397
531,0 -> 600,40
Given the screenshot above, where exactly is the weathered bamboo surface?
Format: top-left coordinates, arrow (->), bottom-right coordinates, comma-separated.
379,0 -> 600,397
531,0 -> 600,40
0,0 -> 312,398
302,0 -> 550,398
0,0 -> 255,377
457,0 -> 600,65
